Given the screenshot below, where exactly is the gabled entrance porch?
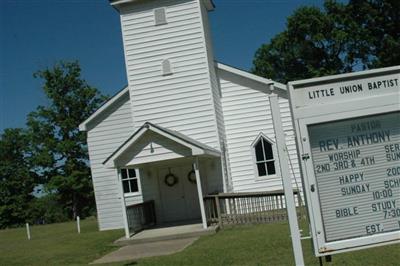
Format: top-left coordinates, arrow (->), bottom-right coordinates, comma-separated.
103,122 -> 224,238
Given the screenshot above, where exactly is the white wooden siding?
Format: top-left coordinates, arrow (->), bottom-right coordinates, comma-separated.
219,70 -> 302,193
119,0 -> 221,150
201,158 -> 224,194
138,167 -> 163,222
87,94 -> 142,230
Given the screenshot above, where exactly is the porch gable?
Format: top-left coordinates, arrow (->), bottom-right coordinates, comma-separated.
103,122 -> 220,168
116,131 -> 193,167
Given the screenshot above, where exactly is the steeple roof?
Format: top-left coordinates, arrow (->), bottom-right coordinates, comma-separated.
109,0 -> 215,11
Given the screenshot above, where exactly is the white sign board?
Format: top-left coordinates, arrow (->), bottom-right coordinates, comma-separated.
288,66 -> 400,256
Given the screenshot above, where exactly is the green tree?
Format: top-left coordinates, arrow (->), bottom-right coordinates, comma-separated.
0,129 -> 36,228
252,0 -> 400,83
28,194 -> 69,224
27,61 -> 107,219
346,0 -> 400,68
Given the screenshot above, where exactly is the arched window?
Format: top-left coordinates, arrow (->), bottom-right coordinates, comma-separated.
253,136 -> 276,177
161,59 -> 173,76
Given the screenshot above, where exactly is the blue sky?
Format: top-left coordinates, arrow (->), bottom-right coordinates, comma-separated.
0,0 -> 323,132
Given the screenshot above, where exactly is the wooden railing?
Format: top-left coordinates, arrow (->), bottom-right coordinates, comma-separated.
203,190 -> 302,228
126,200 -> 156,235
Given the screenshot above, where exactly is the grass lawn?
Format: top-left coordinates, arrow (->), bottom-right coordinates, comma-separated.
115,222 -> 400,266
0,217 -> 123,265
1,218 -> 399,266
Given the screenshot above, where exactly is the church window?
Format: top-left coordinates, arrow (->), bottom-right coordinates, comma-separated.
253,135 -> 276,177
121,168 -> 139,194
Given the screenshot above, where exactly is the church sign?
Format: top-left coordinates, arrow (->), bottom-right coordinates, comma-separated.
288,66 -> 400,256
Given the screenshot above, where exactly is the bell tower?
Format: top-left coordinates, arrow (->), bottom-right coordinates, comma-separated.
110,0 -> 224,152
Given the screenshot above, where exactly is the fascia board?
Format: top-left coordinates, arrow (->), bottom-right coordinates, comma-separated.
104,127 -> 148,168
79,86 -> 129,131
216,62 -> 287,92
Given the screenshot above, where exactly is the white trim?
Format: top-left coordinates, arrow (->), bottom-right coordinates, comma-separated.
196,0 -> 229,195
216,62 -> 287,93
250,132 -> 275,147
104,126 -> 148,168
123,192 -> 141,198
121,168 -> 142,196
119,9 -> 137,129
195,0 -> 220,150
117,169 -> 130,239
104,123 -> 221,168
110,0 -> 133,6
194,157 -> 207,229
250,132 -> 280,180
110,0 -> 215,11
202,0 -> 215,11
79,86 -> 129,131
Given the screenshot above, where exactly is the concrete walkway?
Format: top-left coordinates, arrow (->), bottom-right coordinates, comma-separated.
92,223 -> 218,264
115,223 -> 218,245
91,237 -> 198,264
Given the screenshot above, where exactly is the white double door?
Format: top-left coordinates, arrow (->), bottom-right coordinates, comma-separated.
158,165 -> 201,223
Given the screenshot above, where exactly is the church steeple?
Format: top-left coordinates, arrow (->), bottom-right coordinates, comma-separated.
110,0 -> 224,152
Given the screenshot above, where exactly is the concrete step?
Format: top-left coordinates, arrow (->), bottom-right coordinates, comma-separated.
93,237 -> 199,264
114,224 -> 219,246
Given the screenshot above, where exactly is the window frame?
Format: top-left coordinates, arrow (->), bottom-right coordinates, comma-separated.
120,168 -> 141,197
250,133 -> 280,179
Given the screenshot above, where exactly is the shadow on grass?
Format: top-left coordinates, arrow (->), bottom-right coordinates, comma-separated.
123,262 -> 138,266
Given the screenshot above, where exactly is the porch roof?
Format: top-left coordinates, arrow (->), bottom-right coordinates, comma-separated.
103,122 -> 220,168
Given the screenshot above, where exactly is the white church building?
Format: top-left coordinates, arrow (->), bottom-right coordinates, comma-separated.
79,0 -> 302,235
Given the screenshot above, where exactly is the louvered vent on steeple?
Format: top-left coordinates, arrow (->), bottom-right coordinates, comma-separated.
161,59 -> 173,76
154,7 -> 167,25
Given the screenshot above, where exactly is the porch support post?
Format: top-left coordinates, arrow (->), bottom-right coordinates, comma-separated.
193,157 -> 207,229
117,168 -> 130,239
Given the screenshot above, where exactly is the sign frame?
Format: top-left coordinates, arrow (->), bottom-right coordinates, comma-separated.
288,66 -> 400,256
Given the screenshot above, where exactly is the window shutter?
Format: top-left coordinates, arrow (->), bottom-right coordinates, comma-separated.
154,8 -> 167,25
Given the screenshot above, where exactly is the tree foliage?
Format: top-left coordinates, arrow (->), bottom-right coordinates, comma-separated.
27,61 -> 107,219
0,129 -> 36,228
252,0 -> 400,83
28,194 -> 69,225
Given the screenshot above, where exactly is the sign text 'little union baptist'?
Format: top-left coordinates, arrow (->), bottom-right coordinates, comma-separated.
292,72 -> 399,108
308,77 -> 398,100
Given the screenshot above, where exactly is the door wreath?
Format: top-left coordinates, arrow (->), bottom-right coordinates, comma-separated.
164,173 -> 178,187
187,169 -> 197,184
